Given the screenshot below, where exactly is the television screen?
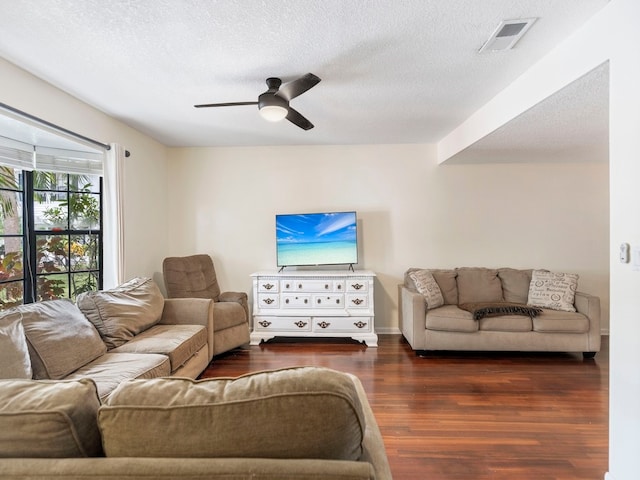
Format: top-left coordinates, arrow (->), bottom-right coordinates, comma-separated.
276,211 -> 358,267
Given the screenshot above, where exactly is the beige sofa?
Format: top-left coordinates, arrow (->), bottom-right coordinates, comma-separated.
0,367 -> 392,480
399,267 -> 601,358
0,277 -> 214,400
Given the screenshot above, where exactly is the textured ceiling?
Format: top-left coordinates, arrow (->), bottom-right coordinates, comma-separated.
0,0 -> 609,151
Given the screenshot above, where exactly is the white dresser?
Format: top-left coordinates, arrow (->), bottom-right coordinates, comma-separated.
250,270 -> 377,347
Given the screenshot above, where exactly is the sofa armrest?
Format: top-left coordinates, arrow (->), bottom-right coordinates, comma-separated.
398,285 -> 427,351
574,291 -> 601,352
159,298 -> 215,361
219,291 -> 249,323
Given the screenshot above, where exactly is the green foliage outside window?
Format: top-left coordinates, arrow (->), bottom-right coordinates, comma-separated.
0,166 -> 102,309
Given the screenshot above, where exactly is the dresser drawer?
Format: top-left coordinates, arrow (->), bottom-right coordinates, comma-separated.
257,279 -> 279,293
346,280 -> 368,293
346,294 -> 369,308
312,317 -> 372,333
312,294 -> 344,308
257,293 -> 279,308
254,316 -> 311,332
282,294 -> 311,308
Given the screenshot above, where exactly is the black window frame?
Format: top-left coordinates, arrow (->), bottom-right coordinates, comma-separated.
0,168 -> 103,308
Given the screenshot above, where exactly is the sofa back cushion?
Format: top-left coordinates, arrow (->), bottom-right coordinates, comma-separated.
14,299 -> 106,379
77,277 -> 164,349
0,379 -> 103,457
498,268 -> 533,304
99,367 -> 366,461
0,314 -> 32,379
456,268 -> 503,304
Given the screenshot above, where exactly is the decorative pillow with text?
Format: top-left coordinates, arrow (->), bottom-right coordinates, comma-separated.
409,270 -> 444,310
527,270 -> 578,312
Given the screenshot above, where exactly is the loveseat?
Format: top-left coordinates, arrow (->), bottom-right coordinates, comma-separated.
0,277 -> 214,400
0,367 -> 392,480
399,267 -> 601,358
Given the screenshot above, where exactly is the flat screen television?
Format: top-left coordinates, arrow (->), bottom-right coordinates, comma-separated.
276,211 -> 358,268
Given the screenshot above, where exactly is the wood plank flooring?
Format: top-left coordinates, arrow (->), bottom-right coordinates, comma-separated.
199,335 -> 609,480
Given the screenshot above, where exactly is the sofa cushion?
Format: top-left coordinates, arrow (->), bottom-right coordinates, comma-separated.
99,367 -> 366,461
16,299 -> 106,380
498,268 -> 533,304
479,315 -> 533,332
408,270 -> 444,309
532,309 -> 590,333
425,305 -> 478,333
0,313 -> 32,379
527,270 -> 578,312
65,352 -> 171,401
77,277 -> 164,349
111,324 -> 207,373
0,379 -> 102,457
456,267 -> 503,304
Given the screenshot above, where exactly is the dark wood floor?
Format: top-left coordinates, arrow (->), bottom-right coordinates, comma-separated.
200,335 -> 609,480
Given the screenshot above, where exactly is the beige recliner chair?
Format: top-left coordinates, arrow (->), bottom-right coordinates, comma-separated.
162,254 -> 250,356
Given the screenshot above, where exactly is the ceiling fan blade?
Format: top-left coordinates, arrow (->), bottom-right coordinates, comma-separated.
194,101 -> 258,108
286,107 -> 314,130
279,73 -> 321,100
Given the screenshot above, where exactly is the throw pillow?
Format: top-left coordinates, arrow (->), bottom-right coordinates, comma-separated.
527,270 -> 578,312
0,378 -> 103,457
409,270 -> 444,309
77,277 -> 164,349
17,299 -> 106,380
456,267 -> 504,304
0,313 -> 32,379
99,366 -> 365,461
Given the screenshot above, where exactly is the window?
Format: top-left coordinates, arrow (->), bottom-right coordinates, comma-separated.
0,167 -> 103,309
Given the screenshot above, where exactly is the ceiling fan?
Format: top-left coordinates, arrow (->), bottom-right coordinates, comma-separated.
194,73 -> 321,130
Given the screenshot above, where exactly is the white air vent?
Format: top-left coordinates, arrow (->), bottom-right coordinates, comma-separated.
478,18 -> 537,53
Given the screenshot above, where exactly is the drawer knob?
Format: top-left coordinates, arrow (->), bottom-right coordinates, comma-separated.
351,298 -> 364,305
285,283 -> 290,289
262,283 -> 274,290
262,298 -> 275,305
294,321 -> 307,328
354,321 -> 367,329
317,321 -> 331,329
351,283 -> 364,290
298,284 -> 303,289
258,320 -> 272,327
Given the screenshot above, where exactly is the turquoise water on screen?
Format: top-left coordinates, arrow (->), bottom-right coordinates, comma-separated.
277,241 -> 357,266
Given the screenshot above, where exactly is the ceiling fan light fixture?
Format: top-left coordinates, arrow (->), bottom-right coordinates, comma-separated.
259,104 -> 288,122
258,92 -> 289,122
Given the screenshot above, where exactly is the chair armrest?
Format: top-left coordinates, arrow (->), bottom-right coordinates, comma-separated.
219,291 -> 249,323
398,285 -> 427,350
159,298 -> 215,361
574,291 -> 601,352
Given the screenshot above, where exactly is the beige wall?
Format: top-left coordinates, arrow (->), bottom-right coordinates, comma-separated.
167,144 -> 609,333
0,57 -> 170,282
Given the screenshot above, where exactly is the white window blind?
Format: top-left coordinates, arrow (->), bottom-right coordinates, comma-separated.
0,135 -> 34,171
35,146 -> 104,176
0,108 -> 106,175
0,136 -> 104,175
